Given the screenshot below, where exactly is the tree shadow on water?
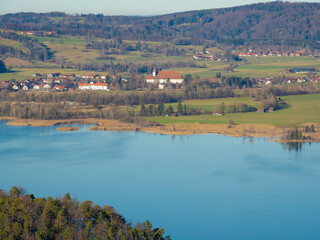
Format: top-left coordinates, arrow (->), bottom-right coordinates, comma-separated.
281,141 -> 314,152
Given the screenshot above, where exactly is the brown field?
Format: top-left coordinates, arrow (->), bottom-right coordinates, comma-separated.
56,126 -> 80,131
5,117 -> 320,142
3,57 -> 33,67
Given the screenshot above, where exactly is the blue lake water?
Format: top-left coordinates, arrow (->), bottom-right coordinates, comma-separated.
1,120 -> 320,240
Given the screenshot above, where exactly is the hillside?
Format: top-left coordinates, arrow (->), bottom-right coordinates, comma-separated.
1,2 -> 320,43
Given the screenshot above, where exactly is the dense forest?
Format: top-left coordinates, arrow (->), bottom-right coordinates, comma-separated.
1,2 -> 320,46
0,186 -> 170,240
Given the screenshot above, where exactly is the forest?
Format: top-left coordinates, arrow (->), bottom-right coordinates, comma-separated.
0,186 -> 169,240
1,2 -> 320,46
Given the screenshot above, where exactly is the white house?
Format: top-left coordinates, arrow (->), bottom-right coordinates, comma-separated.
12,84 -> 19,91
43,84 -> 51,91
78,82 -> 109,91
33,85 -> 40,91
47,73 -> 60,78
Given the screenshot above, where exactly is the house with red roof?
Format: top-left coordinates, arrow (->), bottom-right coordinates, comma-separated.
54,85 -> 68,91
145,69 -> 184,84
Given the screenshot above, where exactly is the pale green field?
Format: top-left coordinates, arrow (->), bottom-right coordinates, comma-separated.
31,36 -> 86,46
46,43 -> 100,64
0,68 -> 108,81
173,56 -> 320,78
146,94 -> 320,127
0,37 -> 30,53
234,56 -> 320,78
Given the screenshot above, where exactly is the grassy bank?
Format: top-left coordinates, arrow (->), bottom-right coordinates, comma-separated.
146,94 -> 320,127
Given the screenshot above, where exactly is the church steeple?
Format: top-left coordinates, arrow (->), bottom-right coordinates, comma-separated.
152,67 -> 157,76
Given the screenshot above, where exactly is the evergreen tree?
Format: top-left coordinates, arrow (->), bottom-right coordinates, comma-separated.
311,124 -> 315,133
158,103 -> 165,115
140,104 -> 147,116
177,101 -> 183,115
0,60 -> 7,73
166,105 -> 173,115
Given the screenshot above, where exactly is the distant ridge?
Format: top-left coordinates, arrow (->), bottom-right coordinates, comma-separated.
0,2 -> 319,42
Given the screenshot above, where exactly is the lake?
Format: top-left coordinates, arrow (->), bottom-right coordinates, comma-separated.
1,120 -> 320,240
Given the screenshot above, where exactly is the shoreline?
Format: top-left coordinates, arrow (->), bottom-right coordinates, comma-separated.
3,117 -> 320,142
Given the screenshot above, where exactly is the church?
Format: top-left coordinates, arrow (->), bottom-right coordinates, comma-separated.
145,68 -> 184,84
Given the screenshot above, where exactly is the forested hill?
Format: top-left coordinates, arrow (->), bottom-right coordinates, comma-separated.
1,1 -> 320,42
0,187 -> 169,240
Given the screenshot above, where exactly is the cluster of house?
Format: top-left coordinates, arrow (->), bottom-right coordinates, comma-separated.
257,107 -> 275,113
232,49 -> 314,57
281,68 -> 320,74
0,72 -> 109,92
145,69 -> 184,89
212,107 -> 275,116
19,31 -> 57,36
192,51 -> 229,62
257,75 -> 320,85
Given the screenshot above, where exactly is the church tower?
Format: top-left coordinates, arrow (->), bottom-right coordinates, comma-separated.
152,67 -> 157,76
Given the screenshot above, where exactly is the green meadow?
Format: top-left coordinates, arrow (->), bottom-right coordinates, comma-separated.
146,94 -> 320,127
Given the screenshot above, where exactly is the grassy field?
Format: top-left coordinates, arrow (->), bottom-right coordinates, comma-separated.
46,43 -> 100,64
146,94 -> 320,127
0,37 -> 30,53
1,33 -> 320,80
31,36 -> 86,46
234,56 -> 320,78
170,56 -> 320,78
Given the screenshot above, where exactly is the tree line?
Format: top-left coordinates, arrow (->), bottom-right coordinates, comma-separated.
139,102 -> 200,117
0,31 -> 52,61
76,60 -> 206,75
0,186 -> 169,240
0,91 -> 180,106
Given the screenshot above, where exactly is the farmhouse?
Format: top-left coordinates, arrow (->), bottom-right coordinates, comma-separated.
33,84 -> 51,91
12,84 -> 19,91
54,85 -> 68,91
289,68 -> 318,74
60,73 -> 75,78
145,69 -> 184,84
82,74 -> 98,79
78,82 -> 109,91
47,73 -> 60,78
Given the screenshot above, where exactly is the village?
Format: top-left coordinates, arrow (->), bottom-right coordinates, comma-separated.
0,72 -> 110,92
192,48 -> 319,61
231,48 -> 318,57
1,66 -> 320,92
0,69 -> 187,92
192,50 -> 230,62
